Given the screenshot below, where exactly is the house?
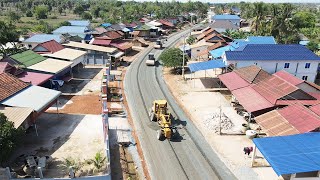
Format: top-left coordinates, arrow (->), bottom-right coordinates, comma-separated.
139,17 -> 150,23
132,38 -> 149,47
219,65 -> 319,115
158,19 -> 175,29
190,41 -> 215,61
212,15 -> 241,27
92,27 -> 108,37
32,40 -> 65,54
68,20 -> 91,28
133,25 -> 151,38
209,20 -> 238,33
52,26 -> 89,40
2,50 -> 47,68
63,41 -> 118,65
42,48 -> 87,68
224,44 -> 320,82
22,34 -> 65,49
167,18 -> 178,25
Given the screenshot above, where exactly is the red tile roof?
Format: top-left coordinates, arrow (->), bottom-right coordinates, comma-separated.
92,39 -> 112,46
33,40 -> 64,54
218,72 -> 250,91
274,70 -> 304,86
232,86 -> 274,113
255,105 -> 320,136
17,71 -> 53,85
158,19 -> 174,27
0,73 -> 30,101
252,75 -> 298,104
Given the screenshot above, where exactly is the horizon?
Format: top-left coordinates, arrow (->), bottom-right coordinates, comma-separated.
122,0 -> 320,3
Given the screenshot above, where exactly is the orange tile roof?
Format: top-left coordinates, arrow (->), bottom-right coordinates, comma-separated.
0,73 -> 30,101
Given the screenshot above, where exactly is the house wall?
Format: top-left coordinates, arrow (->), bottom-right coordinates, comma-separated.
297,82 -> 319,93
138,30 -> 150,38
22,42 -> 39,49
226,59 -> 319,82
71,55 -> 85,68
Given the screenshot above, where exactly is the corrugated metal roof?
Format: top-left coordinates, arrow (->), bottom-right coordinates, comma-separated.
0,106 -> 33,128
247,36 -> 276,44
213,15 -> 240,20
52,26 -> 88,38
310,104 -> 320,116
218,72 -> 250,91
2,86 -> 61,112
274,70 -> 304,86
68,20 -> 90,27
226,44 -> 320,61
63,41 -> 116,53
92,39 -> 112,46
252,75 -> 298,104
253,132 -> 320,175
209,20 -> 238,30
158,19 -> 174,27
188,59 -> 226,72
190,41 -> 214,49
32,40 -> 65,54
10,50 -> 47,67
0,73 -> 30,102
23,34 -> 63,43
105,31 -> 122,40
27,58 -> 72,74
17,71 -> 53,85
234,65 -> 271,84
101,23 -> 112,28
209,46 -> 232,58
232,86 -> 274,113
275,99 -> 320,106
255,110 -> 300,136
43,48 -> 86,61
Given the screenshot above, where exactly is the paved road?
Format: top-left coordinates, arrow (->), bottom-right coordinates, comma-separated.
124,29 -> 236,180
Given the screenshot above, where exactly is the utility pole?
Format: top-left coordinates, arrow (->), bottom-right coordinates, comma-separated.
182,37 -> 185,80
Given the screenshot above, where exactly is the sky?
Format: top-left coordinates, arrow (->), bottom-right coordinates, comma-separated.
123,0 -> 320,3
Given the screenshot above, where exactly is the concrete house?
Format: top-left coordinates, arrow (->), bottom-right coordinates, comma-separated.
224,44 -> 320,82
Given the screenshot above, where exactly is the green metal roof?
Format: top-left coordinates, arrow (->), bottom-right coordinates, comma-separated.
10,50 -> 46,67
136,25 -> 151,31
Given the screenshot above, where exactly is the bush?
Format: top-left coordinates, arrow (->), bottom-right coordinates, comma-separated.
26,10 -> 33,17
49,16 -> 57,19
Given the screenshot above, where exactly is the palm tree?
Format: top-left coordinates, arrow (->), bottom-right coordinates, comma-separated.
252,2 -> 266,34
88,152 -> 106,172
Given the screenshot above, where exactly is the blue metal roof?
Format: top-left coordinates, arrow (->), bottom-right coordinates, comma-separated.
247,36 -> 276,44
253,133 -> 320,176
52,26 -> 88,38
68,20 -> 90,27
101,23 -> 112,28
209,46 -> 233,58
188,59 -> 226,72
226,44 -> 320,61
213,15 -> 240,20
23,34 -> 63,43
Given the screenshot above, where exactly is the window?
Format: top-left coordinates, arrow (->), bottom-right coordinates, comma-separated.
305,63 -> 311,69
302,76 -> 308,81
284,63 -> 290,68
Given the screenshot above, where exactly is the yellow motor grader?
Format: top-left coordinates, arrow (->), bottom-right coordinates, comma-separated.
149,100 -> 176,140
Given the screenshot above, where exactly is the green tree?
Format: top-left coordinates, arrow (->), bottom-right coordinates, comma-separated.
159,48 -> 184,68
58,6 -> 63,15
186,36 -> 195,45
306,41 -> 319,52
0,113 -> 24,166
292,11 -> 316,29
73,4 -> 84,16
59,21 -> 71,27
0,21 -> 19,56
82,12 -> 92,20
7,11 -> 21,23
26,10 -> 33,17
34,5 -> 49,19
88,152 -> 106,172
32,20 -> 53,33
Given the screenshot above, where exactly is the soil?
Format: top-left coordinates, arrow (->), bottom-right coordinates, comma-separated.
47,95 -> 101,115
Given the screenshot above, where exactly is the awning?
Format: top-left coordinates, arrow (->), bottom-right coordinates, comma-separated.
0,106 -> 33,128
1,86 -> 61,112
188,59 -> 226,72
253,132 -> 320,176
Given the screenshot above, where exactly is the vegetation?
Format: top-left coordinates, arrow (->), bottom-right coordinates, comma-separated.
186,36 -> 196,45
60,157 -> 83,176
0,113 -> 24,166
0,21 -> 20,56
34,5 -> 49,19
159,48 -> 185,69
87,152 -> 106,172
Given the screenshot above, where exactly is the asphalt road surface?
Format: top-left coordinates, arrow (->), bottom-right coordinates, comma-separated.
124,28 -> 236,180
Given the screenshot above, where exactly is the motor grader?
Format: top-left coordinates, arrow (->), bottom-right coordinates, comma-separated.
149,100 -> 176,140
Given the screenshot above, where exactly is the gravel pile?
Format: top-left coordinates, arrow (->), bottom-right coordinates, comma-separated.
202,112 -> 234,134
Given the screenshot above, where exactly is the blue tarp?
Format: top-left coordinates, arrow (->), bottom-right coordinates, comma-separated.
253,132 -> 320,176
188,59 -> 226,72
